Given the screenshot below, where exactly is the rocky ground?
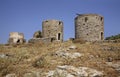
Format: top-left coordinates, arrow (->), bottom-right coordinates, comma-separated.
0,40 -> 120,77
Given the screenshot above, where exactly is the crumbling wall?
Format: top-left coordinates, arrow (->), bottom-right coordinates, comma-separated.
33,30 -> 42,38
28,37 -> 56,43
8,32 -> 25,44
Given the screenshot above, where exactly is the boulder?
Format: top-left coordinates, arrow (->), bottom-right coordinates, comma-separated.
69,45 -> 77,49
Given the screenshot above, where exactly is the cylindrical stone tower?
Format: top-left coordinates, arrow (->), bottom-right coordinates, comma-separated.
42,20 -> 63,41
75,14 -> 104,41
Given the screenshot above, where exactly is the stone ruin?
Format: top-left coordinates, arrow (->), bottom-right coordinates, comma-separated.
28,30 -> 55,43
33,30 -> 42,38
28,19 -> 63,43
7,13 -> 105,44
75,14 -> 104,41
42,20 -> 63,41
8,32 -> 26,44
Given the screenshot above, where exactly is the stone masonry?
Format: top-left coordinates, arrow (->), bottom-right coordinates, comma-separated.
42,20 -> 63,41
75,14 -> 104,41
8,32 -> 25,44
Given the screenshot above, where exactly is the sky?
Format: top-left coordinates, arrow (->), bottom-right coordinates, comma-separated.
0,0 -> 120,44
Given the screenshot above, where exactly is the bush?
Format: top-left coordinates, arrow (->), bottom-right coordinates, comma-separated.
105,34 -> 120,40
33,56 -> 49,68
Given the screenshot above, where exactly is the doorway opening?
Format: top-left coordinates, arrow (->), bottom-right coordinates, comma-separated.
58,33 -> 61,40
51,37 -> 55,42
101,32 -> 104,40
17,39 -> 20,43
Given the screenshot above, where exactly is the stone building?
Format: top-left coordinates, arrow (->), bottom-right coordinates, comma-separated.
75,14 -> 104,41
42,20 -> 63,41
8,32 -> 25,44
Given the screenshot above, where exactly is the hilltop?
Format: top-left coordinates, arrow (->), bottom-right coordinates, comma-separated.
0,40 -> 120,77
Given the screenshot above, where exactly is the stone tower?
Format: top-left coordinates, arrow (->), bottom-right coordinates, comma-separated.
42,20 -> 63,41
75,14 -> 104,41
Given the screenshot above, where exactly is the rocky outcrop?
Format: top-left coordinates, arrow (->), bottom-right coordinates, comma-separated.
5,73 -> 17,77
106,62 -> 120,73
46,65 -> 103,77
54,51 -> 82,59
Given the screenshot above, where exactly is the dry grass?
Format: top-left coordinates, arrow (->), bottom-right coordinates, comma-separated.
0,41 -> 120,77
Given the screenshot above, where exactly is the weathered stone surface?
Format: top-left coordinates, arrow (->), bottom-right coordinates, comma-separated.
54,51 -> 82,59
106,62 -> 120,73
69,45 -> 77,49
28,37 -> 56,43
46,65 -> 103,77
33,30 -> 42,38
6,74 -> 17,77
0,54 -> 8,58
75,14 -> 104,41
8,32 -> 26,44
42,20 -> 63,41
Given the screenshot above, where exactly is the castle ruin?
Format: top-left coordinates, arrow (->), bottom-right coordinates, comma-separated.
75,14 -> 104,41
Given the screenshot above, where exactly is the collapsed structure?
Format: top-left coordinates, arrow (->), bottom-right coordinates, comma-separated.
29,19 -> 63,43
8,32 -> 26,44
8,13 -> 104,44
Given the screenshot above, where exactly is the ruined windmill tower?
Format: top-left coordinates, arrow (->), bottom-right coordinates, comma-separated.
42,20 -> 63,41
8,32 -> 26,44
75,14 -> 104,41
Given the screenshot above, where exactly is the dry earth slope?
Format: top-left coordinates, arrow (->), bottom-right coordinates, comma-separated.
0,40 -> 120,77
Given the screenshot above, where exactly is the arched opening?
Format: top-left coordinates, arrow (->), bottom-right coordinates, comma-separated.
59,22 -> 61,25
58,33 -> 61,40
101,17 -> 103,21
85,17 -> 88,22
51,38 -> 55,42
101,32 -> 104,40
17,39 -> 20,43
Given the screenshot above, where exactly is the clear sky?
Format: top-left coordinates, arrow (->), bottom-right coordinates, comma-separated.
0,0 -> 120,44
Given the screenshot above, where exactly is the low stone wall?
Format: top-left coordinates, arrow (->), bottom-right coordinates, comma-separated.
28,37 -> 56,44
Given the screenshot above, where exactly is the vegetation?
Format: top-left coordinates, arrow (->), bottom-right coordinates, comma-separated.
105,34 -> 120,40
0,41 -> 120,77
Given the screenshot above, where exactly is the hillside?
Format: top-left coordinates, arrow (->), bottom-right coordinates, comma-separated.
105,34 -> 120,40
0,41 -> 120,77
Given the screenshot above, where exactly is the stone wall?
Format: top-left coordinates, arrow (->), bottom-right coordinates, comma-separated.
42,20 -> 63,41
75,14 -> 104,41
8,32 -> 25,44
28,37 -> 56,44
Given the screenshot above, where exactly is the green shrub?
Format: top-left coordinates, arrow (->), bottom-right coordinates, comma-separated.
105,34 -> 120,40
